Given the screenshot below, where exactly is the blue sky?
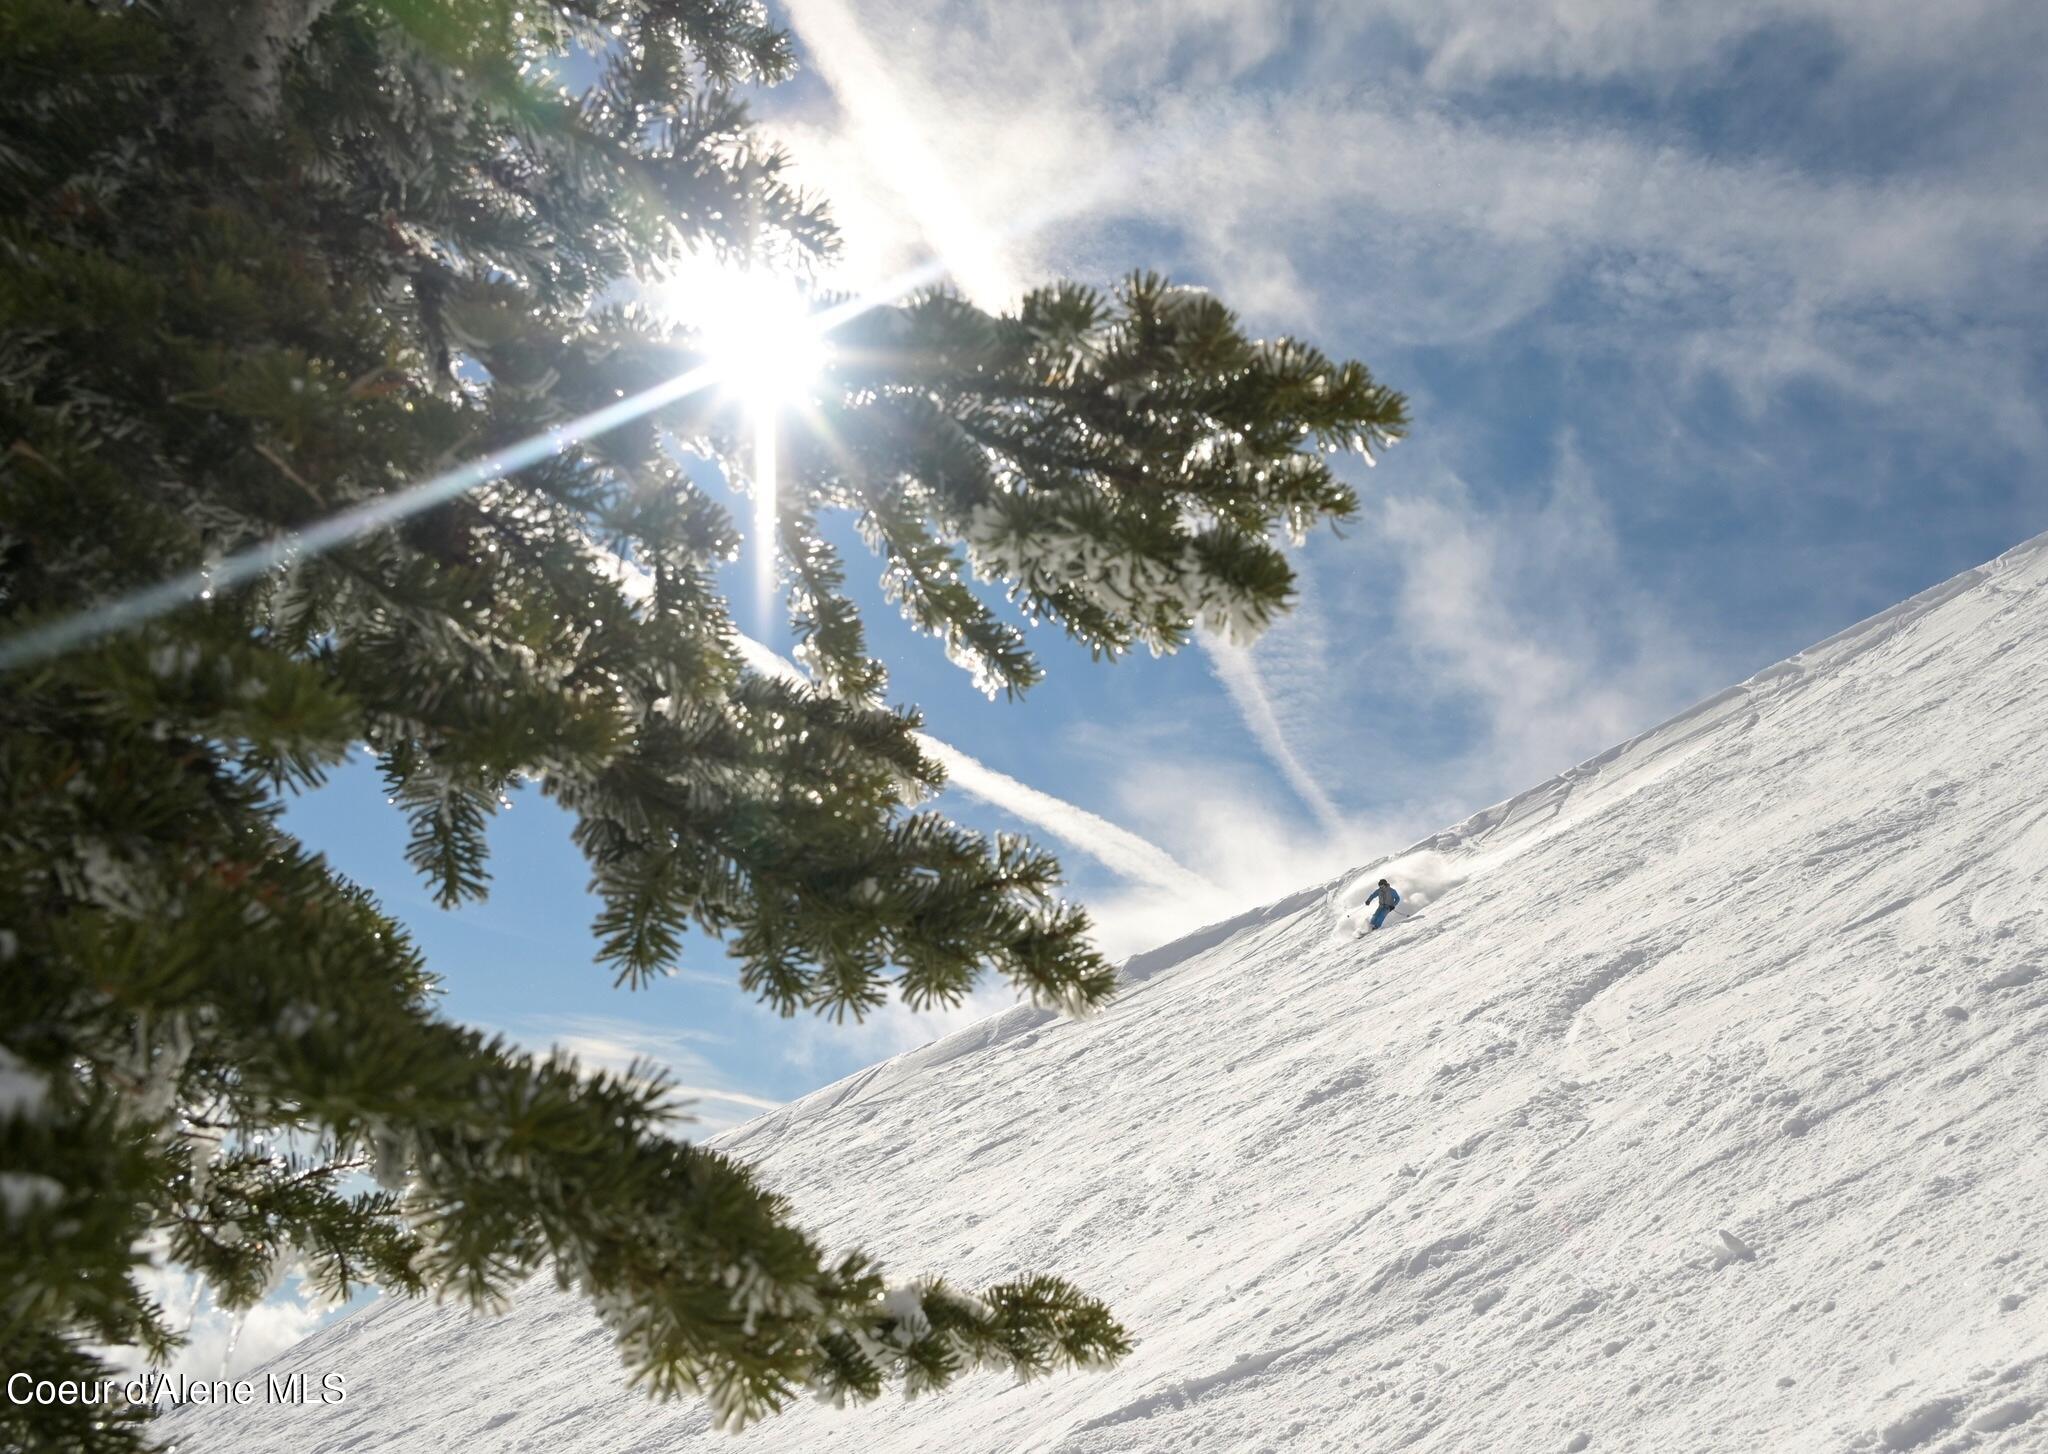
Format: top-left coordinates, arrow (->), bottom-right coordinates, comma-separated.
292,0 -> 2047,1149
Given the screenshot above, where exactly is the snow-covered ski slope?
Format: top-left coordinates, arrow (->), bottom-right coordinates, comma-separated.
201,533 -> 2048,1453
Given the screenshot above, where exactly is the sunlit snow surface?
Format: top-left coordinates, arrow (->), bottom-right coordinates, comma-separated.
181,535 -> 2048,1452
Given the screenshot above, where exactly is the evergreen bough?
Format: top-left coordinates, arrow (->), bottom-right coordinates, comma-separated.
0,2 -> 1406,1448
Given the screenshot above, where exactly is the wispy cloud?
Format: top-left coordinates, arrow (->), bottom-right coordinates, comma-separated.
1075,439 -> 1718,880
1079,767 -> 1389,958
1356,0 -> 2046,93
769,1 -> 2048,447
1374,449 -> 1712,795
549,1032 -> 782,1109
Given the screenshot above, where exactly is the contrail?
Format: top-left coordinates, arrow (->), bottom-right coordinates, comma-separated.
659,1085 -> 785,1112
729,635 -> 1217,901
537,1023 -> 788,1111
910,733 -> 1218,901
1203,635 -> 1353,839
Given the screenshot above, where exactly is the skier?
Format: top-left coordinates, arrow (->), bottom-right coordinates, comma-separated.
1365,878 -> 1400,931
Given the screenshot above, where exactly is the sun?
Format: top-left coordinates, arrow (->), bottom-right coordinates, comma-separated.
656,257 -> 828,623
664,257 -> 828,412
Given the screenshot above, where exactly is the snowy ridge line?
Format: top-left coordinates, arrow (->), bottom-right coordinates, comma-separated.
718,886 -> 1341,1155
715,1005 -> 1051,1156
740,529 -> 2048,1156
1118,879 -> 1334,987
1329,523 -> 2048,902
1756,520 -> 2047,678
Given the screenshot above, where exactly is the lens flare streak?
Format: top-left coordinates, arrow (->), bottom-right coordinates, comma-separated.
0,267 -> 940,673
752,402 -> 780,629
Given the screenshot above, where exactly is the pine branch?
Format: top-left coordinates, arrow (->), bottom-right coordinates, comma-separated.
0,4 -> 1406,1448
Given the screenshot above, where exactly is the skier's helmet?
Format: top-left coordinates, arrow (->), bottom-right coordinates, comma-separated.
1377,878 -> 1389,886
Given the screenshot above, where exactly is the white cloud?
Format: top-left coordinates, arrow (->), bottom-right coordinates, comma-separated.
770,1 -> 1292,305
104,1241 -> 342,1382
1087,439 -> 1718,888
1362,0 -> 2042,92
1375,447 -> 1712,797
1078,765 -> 1389,957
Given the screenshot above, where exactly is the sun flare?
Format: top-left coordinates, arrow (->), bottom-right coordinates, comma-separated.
658,258 -> 829,622
665,258 -> 828,411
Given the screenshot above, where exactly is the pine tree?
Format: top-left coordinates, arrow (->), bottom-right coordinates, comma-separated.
0,3 -> 1407,1449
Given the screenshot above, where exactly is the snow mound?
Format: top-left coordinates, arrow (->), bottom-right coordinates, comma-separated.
180,532 -> 2048,1452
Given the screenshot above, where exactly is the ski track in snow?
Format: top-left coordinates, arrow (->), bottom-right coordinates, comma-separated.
181,535 -> 2048,1453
